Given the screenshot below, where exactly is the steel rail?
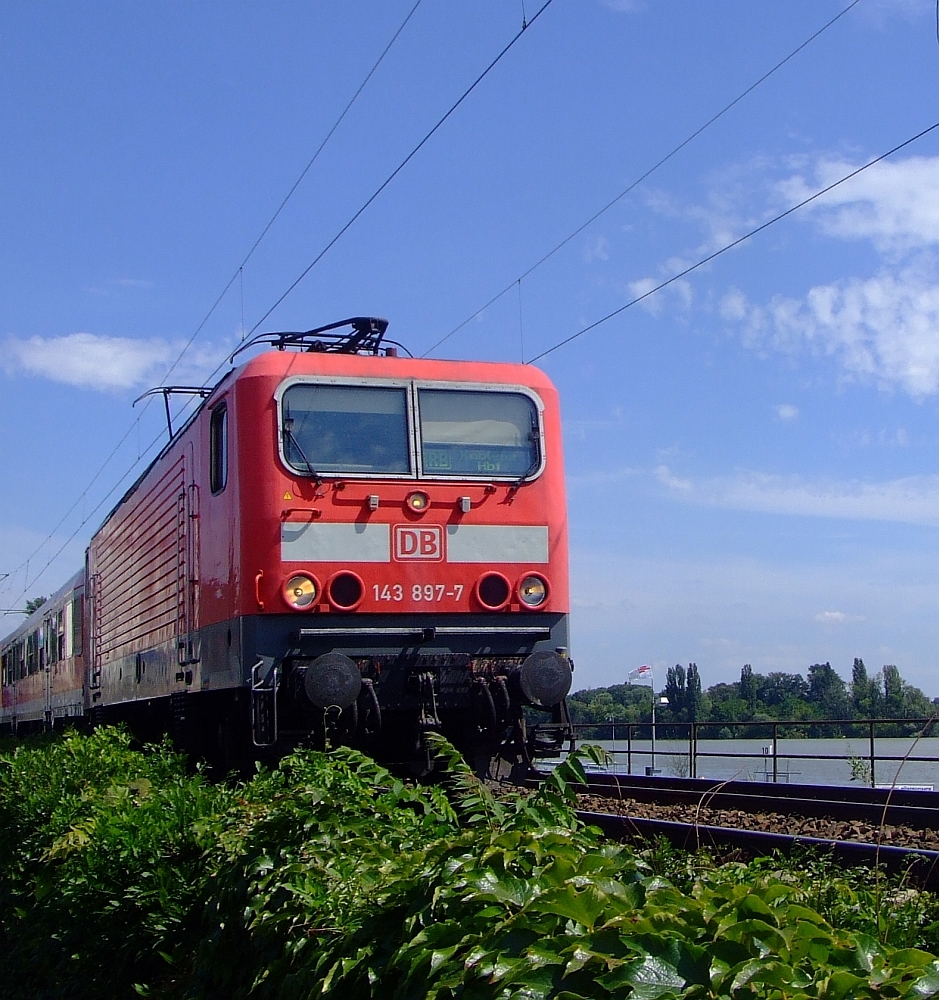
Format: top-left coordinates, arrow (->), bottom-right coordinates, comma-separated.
563,771 -> 939,828
578,810 -> 939,889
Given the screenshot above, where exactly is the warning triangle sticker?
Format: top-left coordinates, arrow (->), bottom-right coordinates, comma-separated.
283,491 -> 293,500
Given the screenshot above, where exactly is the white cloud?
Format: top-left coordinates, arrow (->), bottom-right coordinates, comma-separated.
775,404 -> 799,421
654,464 -> 692,492
814,611 -> 866,624
1,333 -> 226,392
780,155 -> 939,252
628,269 -> 693,315
628,276 -> 661,313
654,464 -> 939,527
722,265 -> 939,397
601,0 -> 645,11
709,155 -> 939,397
584,235 -> 609,262
88,277 -> 154,295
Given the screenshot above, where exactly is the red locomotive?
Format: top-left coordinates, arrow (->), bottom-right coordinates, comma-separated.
1,319 -> 572,772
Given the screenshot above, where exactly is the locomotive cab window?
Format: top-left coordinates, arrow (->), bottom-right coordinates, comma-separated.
210,403 -> 228,494
418,389 -> 541,478
281,384 -> 410,476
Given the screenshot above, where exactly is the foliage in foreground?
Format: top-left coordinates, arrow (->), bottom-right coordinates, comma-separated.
2,729 -> 939,998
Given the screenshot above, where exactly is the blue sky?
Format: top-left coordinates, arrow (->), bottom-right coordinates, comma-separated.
3,0 -> 939,694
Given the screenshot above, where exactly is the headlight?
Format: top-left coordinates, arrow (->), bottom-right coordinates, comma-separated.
284,574 -> 317,609
406,490 -> 430,513
518,575 -> 548,607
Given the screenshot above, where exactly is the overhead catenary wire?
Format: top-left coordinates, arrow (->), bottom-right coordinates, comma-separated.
242,0 -> 557,342
0,1 -> 873,603
3,0 -> 557,605
159,0 -> 426,385
139,0 -> 561,512
420,0 -> 864,359
526,120 -> 939,364
0,419 -> 144,604
12,425 -> 171,604
1,2 -> 425,605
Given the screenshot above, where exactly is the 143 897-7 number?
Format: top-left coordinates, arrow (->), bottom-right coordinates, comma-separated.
372,583 -> 464,602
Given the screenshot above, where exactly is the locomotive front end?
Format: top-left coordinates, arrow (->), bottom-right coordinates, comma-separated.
236,330 -> 572,773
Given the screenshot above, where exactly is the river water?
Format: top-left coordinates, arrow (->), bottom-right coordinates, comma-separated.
566,737 -> 939,789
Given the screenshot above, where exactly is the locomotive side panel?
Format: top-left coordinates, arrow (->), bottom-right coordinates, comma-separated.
87,433 -> 205,708
195,389 -> 243,692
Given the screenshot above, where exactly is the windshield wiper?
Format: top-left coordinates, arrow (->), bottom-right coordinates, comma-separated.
508,429 -> 541,495
282,414 -> 322,485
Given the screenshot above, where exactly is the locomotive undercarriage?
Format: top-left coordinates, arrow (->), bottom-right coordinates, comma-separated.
248,611 -> 575,777
81,612 -> 574,777
273,651 -> 572,777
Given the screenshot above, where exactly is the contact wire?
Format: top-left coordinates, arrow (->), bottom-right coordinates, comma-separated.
527,120 -> 939,363
420,0 -> 864,358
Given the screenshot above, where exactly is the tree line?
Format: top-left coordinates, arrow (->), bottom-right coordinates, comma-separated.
568,659 -> 938,738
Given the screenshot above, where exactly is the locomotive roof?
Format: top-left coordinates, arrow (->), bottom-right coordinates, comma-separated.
236,347 -> 557,389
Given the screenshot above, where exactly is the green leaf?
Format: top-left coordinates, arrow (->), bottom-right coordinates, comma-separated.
430,945 -> 459,973
619,953 -> 685,1000
824,969 -> 868,1000
854,934 -> 886,973
728,958 -> 764,992
910,964 -> 939,998
736,891 -> 778,922
718,917 -> 788,957
529,884 -> 608,931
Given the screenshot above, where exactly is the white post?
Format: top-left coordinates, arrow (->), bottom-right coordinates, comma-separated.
628,665 -> 656,776
650,675 -> 656,773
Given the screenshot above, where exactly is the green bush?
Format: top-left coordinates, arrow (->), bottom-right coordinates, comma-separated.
2,727 -> 939,999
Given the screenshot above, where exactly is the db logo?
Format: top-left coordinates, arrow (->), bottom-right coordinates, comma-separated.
394,524 -> 443,561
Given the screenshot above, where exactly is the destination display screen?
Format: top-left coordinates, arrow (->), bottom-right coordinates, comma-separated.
418,389 -> 539,478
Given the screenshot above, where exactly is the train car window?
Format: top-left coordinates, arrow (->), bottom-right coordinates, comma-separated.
418,390 -> 540,478
45,616 -> 57,665
281,384 -> 410,475
210,403 -> 228,494
72,595 -> 83,657
57,609 -> 66,662
26,632 -> 38,675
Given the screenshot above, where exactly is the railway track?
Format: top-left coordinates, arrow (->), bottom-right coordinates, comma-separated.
532,770 -> 939,887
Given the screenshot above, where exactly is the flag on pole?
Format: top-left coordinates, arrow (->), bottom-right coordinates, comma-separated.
629,664 -> 653,681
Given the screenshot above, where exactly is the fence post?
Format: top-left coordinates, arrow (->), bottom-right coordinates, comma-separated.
689,722 -> 695,779
627,724 -> 632,776
869,719 -> 876,788
772,722 -> 778,783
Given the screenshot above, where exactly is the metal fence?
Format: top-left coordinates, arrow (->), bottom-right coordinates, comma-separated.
552,717 -> 939,786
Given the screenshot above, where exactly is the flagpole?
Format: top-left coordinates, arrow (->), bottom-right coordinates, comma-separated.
650,664 -> 656,775
629,664 -> 657,777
